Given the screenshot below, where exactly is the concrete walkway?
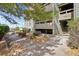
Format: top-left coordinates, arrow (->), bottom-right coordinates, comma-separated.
20,34 -> 70,56
53,35 -> 69,56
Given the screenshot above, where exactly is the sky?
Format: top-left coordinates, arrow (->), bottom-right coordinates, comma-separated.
0,4 -> 28,29
0,15 -> 26,28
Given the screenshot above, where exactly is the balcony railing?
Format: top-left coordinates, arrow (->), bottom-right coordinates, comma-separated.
59,13 -> 72,20
35,22 -> 53,29
59,9 -> 73,20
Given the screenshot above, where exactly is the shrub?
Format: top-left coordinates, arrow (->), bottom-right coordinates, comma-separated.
31,34 -> 36,39
33,31 -> 41,36
0,24 -> 10,40
67,20 -> 77,33
67,19 -> 79,49
18,28 -> 27,37
33,35 -> 48,44
67,35 -> 79,49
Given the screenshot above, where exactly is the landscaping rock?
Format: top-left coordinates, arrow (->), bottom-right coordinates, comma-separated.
27,52 -> 33,56
46,46 -> 55,50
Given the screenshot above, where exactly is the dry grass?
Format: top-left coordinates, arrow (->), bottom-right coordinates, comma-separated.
66,48 -> 79,56
32,35 -> 48,44
0,40 -> 27,56
8,43 -> 27,56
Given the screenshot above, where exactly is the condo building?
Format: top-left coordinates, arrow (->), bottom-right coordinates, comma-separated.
26,3 -> 79,34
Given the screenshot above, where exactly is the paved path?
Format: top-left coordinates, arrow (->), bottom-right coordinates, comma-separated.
19,34 -> 70,56
53,35 -> 69,56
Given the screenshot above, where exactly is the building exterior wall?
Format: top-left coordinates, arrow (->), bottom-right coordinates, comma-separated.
74,3 -> 79,19
26,3 -> 78,34
44,4 -> 53,12
26,19 -> 34,32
